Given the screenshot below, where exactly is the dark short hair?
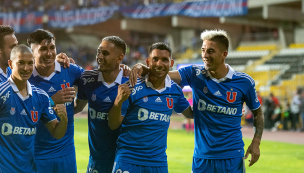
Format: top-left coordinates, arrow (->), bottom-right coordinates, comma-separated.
210,35 -> 229,52
102,36 -> 127,55
148,42 -> 172,58
27,29 -> 55,46
0,25 -> 15,49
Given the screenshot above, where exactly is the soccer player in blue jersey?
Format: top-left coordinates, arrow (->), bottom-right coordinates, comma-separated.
130,30 -> 264,173
74,36 -> 129,173
27,29 -> 84,173
0,44 -> 68,173
109,42 -> 193,173
0,25 -> 18,82
0,25 -> 73,83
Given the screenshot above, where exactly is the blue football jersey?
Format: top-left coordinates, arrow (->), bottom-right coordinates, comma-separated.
0,67 -> 12,83
0,77 -> 56,173
178,64 -> 260,159
28,61 -> 84,159
77,69 -> 128,164
116,74 -> 190,167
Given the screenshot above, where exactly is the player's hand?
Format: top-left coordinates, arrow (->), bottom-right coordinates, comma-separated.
54,104 -> 68,121
115,84 -> 131,104
130,63 -> 148,87
120,64 -> 131,77
242,106 -> 245,116
56,52 -> 75,68
245,138 -> 261,167
51,87 -> 76,105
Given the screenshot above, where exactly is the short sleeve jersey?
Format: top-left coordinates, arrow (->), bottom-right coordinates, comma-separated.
28,61 -> 84,159
0,78 -> 56,173
115,74 -> 190,167
77,69 -> 128,164
178,64 -> 260,159
0,67 -> 12,83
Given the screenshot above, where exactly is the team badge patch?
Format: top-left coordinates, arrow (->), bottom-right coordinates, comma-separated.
10,107 -> 15,115
203,87 -> 208,94
201,70 -> 206,74
166,98 -> 173,109
143,96 -> 148,102
226,91 -> 237,103
91,94 -> 96,101
31,111 -> 38,122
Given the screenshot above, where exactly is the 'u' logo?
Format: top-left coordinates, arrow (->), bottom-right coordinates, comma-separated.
166,98 -> 173,109
226,92 -> 237,103
31,111 -> 38,122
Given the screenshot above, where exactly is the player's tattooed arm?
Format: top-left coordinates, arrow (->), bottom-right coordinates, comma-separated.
251,106 -> 264,140
130,63 -> 149,87
181,106 -> 193,119
245,106 -> 264,167
108,84 -> 130,130
130,63 -> 182,86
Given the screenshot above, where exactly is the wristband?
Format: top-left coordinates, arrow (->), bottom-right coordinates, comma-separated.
49,97 -> 55,107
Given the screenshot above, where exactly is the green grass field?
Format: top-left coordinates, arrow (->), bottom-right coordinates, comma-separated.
74,117 -> 304,173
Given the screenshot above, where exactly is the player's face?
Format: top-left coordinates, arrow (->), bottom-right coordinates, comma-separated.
31,39 -> 56,69
9,53 -> 34,82
201,40 -> 226,71
0,34 -> 18,66
96,41 -> 121,73
146,49 -> 174,79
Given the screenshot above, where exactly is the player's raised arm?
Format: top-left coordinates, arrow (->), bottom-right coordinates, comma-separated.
108,84 -> 130,130
45,104 -> 68,139
55,52 -> 75,68
245,106 -> 264,167
74,98 -> 88,114
130,64 -> 182,86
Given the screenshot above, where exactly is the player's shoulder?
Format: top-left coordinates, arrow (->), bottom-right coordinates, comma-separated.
68,63 -> 83,70
80,70 -> 99,79
179,64 -> 205,70
0,81 -> 11,96
233,71 -> 255,85
32,85 -> 49,98
170,80 -> 183,91
123,76 -> 145,88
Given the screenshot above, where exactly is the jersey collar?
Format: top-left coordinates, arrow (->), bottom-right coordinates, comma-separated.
32,60 -> 61,80
145,74 -> 171,93
0,67 -> 8,79
8,76 -> 32,100
206,64 -> 234,83
97,68 -> 123,88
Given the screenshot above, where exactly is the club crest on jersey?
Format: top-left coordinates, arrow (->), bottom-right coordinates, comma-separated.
166,98 -> 173,109
143,96 -> 148,102
226,91 -> 237,103
203,87 -> 208,94
91,94 -> 96,101
31,111 -> 38,123
61,82 -> 70,89
10,107 -> 15,115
